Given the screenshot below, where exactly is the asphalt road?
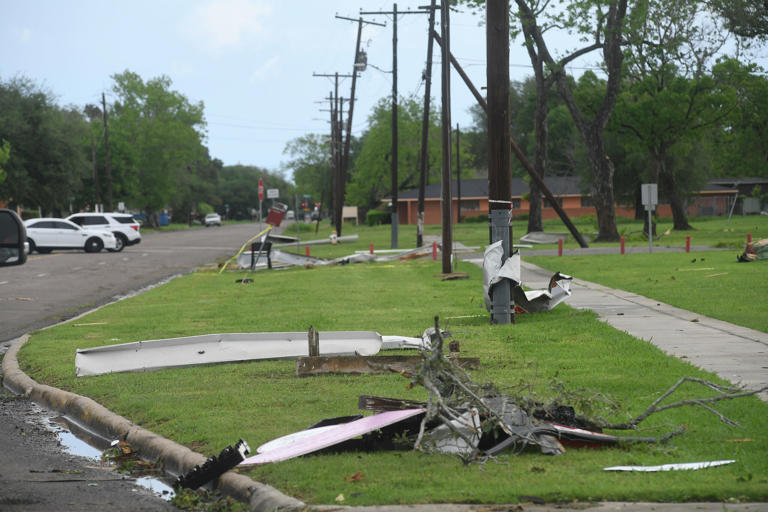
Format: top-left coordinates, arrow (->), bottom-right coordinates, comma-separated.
0,222 -> 273,343
0,222 -> 272,511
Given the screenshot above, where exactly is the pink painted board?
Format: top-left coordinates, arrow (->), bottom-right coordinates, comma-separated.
239,408 -> 425,465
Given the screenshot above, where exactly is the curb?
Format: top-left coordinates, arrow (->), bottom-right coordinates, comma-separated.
1,334 -> 305,512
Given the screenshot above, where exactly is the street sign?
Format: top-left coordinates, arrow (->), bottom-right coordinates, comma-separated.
258,179 -> 264,201
267,188 -> 279,199
641,183 -> 658,211
641,183 -> 658,253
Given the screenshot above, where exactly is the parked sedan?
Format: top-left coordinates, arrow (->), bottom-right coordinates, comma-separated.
204,213 -> 222,226
24,218 -> 117,253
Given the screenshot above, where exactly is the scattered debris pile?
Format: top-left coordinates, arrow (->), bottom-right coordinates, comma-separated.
410,318 -> 767,463
738,238 -> 768,262
239,318 -> 767,467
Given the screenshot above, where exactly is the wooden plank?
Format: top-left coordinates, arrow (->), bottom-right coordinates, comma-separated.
296,355 -> 479,377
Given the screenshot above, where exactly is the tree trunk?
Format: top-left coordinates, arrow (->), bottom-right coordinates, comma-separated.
660,169 -> 693,230
513,0 -> 627,243
527,76 -> 548,234
585,127 -> 620,241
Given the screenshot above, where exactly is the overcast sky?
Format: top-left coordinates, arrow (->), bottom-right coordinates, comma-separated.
0,0 -> 688,178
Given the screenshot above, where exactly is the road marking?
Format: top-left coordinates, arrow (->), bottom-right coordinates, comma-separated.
37,273 -> 47,278
0,281 -> 8,285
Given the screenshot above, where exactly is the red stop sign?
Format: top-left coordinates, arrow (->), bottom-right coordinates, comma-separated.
258,179 -> 264,201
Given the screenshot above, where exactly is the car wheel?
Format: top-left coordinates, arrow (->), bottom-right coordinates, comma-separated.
85,237 -> 104,253
27,238 -> 37,254
108,233 -> 126,252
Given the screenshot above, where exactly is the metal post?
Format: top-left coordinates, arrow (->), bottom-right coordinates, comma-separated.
648,208 -> 653,253
489,209 -> 512,324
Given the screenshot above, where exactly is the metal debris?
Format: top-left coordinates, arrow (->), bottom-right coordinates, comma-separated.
483,244 -> 572,314
604,460 -> 736,472
175,440 -> 250,489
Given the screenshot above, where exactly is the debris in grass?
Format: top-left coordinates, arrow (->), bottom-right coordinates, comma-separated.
483,245 -> 572,314
76,329 -> 431,376
175,439 -> 250,489
604,460 -> 736,472
738,238 -> 768,262
296,354 -> 480,377
241,318 -> 768,466
344,471 -> 364,482
409,317 -> 768,463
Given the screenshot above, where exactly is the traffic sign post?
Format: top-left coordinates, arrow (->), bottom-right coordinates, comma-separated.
258,179 -> 264,226
641,183 -> 658,253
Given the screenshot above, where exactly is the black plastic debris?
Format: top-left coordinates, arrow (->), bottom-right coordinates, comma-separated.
175,439 -> 250,490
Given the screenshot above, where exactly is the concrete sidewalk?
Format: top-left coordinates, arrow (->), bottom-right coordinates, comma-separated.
524,260 -> 768,400
464,249 -> 767,400
493,258 -> 768,401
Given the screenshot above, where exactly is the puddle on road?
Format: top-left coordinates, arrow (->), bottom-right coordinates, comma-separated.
46,415 -> 175,501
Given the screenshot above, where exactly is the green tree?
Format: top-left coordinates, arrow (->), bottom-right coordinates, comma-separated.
169,148 -> 222,225
347,96 -> 454,212
464,0 -> 631,241
0,76 -> 89,214
107,71 -> 207,225
709,59 -> 768,179
0,139 -> 9,185
284,134 -> 333,217
709,0 -> 768,40
615,0 -> 736,230
218,165 -> 293,220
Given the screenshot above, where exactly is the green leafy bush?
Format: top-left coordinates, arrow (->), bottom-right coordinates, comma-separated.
366,209 -> 390,226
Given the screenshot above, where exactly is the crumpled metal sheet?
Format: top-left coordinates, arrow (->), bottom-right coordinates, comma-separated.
604,460 -> 736,472
483,243 -> 572,313
75,331 -> 384,377
423,408 -> 482,455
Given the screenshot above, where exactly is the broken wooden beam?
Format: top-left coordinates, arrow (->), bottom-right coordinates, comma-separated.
296,355 -> 479,377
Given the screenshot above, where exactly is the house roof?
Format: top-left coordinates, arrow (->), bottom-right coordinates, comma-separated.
390,176 -> 741,201
392,176 -> 585,200
709,177 -> 768,187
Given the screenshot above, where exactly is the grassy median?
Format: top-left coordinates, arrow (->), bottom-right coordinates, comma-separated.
17,245 -> 768,505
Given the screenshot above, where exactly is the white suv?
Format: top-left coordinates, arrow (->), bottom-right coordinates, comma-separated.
67,212 -> 141,252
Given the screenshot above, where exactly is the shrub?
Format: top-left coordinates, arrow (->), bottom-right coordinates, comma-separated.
366,209 -> 390,226
464,214 -> 489,223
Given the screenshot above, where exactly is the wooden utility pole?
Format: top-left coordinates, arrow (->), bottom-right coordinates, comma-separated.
313,72 -> 352,226
487,0 -> 514,324
417,0 -> 437,247
90,132 -> 101,207
361,5 -> 430,249
392,4 -> 398,248
334,15 -> 385,236
456,123 -> 461,223
101,92 -> 113,212
440,0 -> 453,274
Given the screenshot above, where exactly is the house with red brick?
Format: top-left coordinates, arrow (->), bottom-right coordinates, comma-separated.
385,177 -> 744,225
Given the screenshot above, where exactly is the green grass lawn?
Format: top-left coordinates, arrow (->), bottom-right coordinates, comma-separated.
527,250 -> 768,333
16,255 -> 768,506
283,214 -> 765,259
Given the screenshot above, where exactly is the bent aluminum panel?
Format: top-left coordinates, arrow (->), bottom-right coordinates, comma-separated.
75,331 -> 383,377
